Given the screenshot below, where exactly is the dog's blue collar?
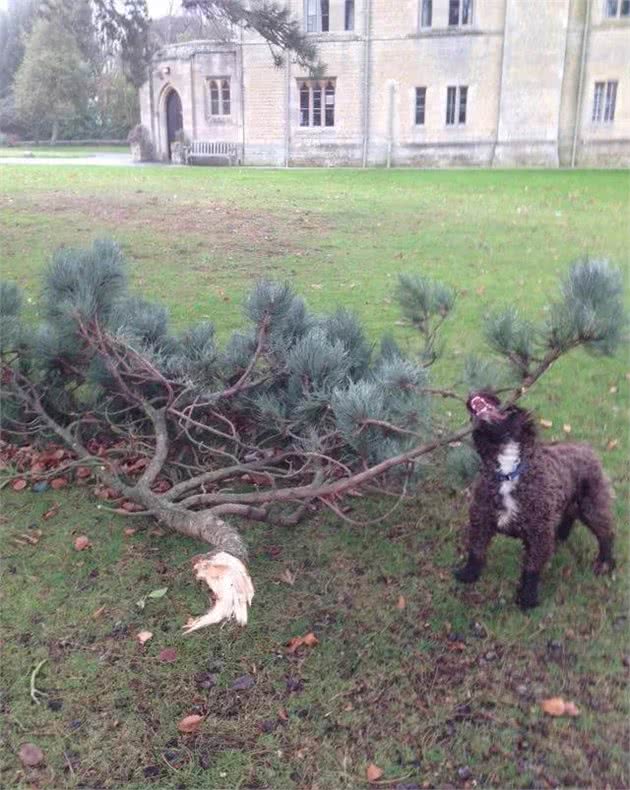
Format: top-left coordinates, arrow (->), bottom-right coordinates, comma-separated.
496,460 -> 528,483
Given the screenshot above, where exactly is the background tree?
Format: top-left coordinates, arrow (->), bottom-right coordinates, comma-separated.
150,3 -> 230,48
0,0 -> 39,99
0,0 -> 40,135
1,246 -> 624,631
2,0 -> 316,140
13,16 -> 92,142
182,0 -> 319,69
91,65 -> 141,137
92,0 -> 152,89
92,0 -> 320,90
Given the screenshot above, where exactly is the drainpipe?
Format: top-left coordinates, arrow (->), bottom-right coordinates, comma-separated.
148,66 -> 156,147
361,0 -> 373,168
492,0 -> 508,164
190,53 -> 197,139
285,57 -> 291,167
240,27 -> 246,165
386,83 -> 395,168
571,0 -> 591,168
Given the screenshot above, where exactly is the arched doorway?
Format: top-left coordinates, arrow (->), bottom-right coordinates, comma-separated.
166,89 -> 183,160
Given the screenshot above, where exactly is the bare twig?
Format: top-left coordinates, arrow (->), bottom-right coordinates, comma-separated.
29,659 -> 48,705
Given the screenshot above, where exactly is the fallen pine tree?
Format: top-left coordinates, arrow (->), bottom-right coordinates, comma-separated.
0,241 -> 625,629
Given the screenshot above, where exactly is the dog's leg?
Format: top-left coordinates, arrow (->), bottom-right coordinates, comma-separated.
517,531 -> 554,609
556,505 -> 577,542
578,488 -> 615,574
453,508 -> 495,584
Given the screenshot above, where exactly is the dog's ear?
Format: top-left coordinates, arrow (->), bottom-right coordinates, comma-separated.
505,405 -> 538,440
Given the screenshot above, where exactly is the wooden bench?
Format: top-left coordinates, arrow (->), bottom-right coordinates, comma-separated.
185,141 -> 239,166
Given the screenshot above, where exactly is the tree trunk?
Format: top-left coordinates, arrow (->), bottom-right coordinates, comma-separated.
129,487 -> 254,632
50,119 -> 59,145
139,488 -> 248,561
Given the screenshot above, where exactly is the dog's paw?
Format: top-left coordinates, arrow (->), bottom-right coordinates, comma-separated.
593,556 -> 615,575
516,591 -> 539,610
453,564 -> 481,584
516,571 -> 539,610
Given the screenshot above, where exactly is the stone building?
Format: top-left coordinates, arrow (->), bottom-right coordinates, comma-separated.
139,0 -> 630,167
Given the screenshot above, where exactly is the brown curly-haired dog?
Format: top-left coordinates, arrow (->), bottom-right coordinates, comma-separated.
454,390 -> 615,608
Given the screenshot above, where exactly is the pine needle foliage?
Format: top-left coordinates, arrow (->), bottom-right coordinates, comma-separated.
0,282 -> 22,353
484,257 -> 626,380
460,353 -> 508,392
1,241 -> 626,628
1,240 -> 626,536
395,272 -> 455,365
446,442 -> 480,488
111,296 -> 170,350
548,258 -> 626,355
484,305 -> 537,373
396,273 -> 455,326
43,239 -> 127,329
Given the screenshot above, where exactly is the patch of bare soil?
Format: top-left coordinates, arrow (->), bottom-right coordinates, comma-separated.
2,192 -> 330,258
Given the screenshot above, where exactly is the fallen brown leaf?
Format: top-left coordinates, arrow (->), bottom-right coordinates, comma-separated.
177,714 -> 204,733
18,742 -> 44,767
286,632 -> 319,654
541,697 -> 565,716
277,708 -> 288,722
562,424 -> 572,434
137,630 -> 153,645
74,535 -> 91,551
286,636 -> 303,654
123,527 -> 137,537
125,457 -> 148,473
50,477 -> 68,490
94,485 -> 120,500
11,479 -> 27,491
43,503 -> 60,520
92,606 -> 106,619
279,568 -> 297,586
541,697 -> 579,717
366,763 -> 384,783
539,419 -> 553,429
396,595 -> 406,610
159,647 -> 177,663
606,439 -> 619,451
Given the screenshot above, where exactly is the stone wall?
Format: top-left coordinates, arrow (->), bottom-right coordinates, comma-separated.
139,0 -> 630,168
576,3 -> 630,167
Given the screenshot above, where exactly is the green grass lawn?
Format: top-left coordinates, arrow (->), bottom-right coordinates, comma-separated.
0,145 -> 128,159
0,165 -> 628,789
